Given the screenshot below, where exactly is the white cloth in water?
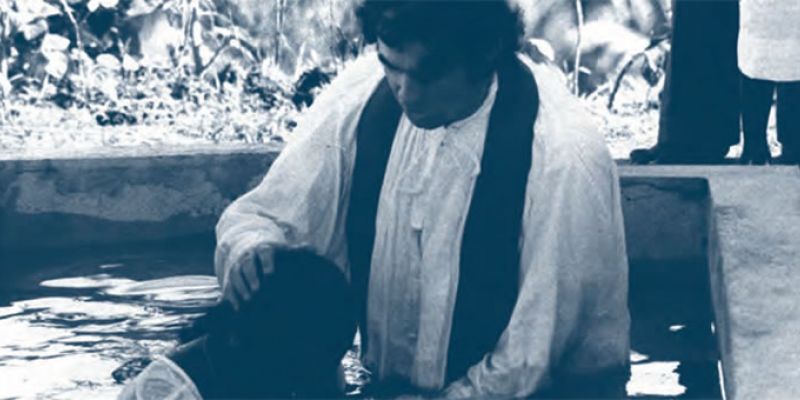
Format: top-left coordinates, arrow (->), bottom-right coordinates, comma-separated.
738,0 -> 800,81
117,356 -> 202,400
214,51 -> 630,398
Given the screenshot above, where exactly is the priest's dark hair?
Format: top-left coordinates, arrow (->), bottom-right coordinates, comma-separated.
356,0 -> 524,78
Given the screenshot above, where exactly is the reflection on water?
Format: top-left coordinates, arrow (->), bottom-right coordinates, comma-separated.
0,247 -> 721,399
0,245 -> 219,399
627,260 -> 722,399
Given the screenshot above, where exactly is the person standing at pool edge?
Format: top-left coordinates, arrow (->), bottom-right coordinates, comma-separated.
738,0 -> 800,164
120,1 -> 630,398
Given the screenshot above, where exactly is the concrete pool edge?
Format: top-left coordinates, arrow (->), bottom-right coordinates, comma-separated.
620,165 -> 800,400
707,200 -> 733,400
625,173 -> 734,399
0,147 -> 719,255
0,144 -> 281,249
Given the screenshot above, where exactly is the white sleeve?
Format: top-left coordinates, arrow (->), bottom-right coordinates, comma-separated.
214,54 -> 385,283
446,136 -> 630,398
213,126 -> 350,282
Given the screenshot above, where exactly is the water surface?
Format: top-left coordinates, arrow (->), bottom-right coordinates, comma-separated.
0,245 -> 720,398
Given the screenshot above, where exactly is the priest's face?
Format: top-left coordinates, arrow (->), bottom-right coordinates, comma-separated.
377,39 -> 489,130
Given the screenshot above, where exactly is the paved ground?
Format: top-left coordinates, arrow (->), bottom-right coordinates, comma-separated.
621,165 -> 800,400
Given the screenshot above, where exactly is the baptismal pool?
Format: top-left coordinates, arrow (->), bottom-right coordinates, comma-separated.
0,239 -> 721,399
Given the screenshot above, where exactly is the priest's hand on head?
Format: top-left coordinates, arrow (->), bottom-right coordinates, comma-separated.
221,245 -> 274,311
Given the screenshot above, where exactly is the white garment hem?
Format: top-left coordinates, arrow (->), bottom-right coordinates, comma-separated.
738,36 -> 800,82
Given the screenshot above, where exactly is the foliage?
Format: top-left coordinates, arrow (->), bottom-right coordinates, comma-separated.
0,0 -> 670,155
0,0 -> 362,153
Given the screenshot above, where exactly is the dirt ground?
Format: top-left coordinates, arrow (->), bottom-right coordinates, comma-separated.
0,92 -> 781,161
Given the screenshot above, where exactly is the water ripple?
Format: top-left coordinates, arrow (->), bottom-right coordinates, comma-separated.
0,261 -> 220,399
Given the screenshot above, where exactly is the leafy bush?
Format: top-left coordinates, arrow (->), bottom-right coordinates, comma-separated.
0,0 -> 362,152
0,0 -> 668,155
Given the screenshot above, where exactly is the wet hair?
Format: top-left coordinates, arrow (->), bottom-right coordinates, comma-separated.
356,0 -> 524,78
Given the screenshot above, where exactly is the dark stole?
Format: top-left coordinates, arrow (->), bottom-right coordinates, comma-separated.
345,55 -> 540,385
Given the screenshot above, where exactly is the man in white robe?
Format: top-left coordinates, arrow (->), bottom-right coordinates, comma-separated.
122,2 -> 630,398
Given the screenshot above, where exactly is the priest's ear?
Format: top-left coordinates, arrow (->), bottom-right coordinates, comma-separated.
467,38 -> 504,80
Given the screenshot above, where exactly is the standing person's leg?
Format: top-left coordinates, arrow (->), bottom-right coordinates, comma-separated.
740,75 -> 775,164
121,250 -> 356,399
776,81 -> 800,164
633,0 -> 740,164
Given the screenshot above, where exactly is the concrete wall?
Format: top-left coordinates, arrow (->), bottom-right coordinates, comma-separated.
0,145 -> 278,250
620,176 -> 711,265
1,148 -> 715,267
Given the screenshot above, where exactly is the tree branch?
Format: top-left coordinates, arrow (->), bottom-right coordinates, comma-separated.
197,36 -> 232,75
607,54 -> 640,110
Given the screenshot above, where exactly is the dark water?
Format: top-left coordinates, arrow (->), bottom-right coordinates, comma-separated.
627,260 -> 722,399
0,244 -> 720,399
